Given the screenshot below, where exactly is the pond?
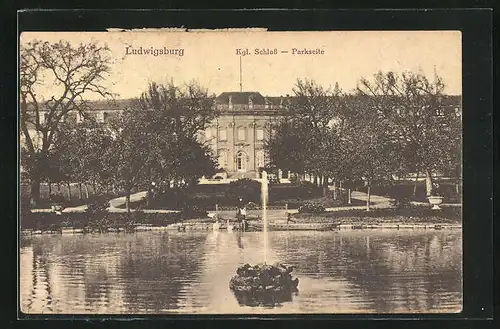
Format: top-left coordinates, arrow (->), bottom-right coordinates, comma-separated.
20,229 -> 462,314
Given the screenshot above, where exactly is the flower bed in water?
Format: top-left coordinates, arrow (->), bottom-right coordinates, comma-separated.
229,263 -> 299,307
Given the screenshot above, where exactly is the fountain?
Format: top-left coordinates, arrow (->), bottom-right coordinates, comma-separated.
262,170 -> 269,263
229,171 -> 299,307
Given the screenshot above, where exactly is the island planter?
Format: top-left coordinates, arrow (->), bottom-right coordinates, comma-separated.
427,196 -> 444,210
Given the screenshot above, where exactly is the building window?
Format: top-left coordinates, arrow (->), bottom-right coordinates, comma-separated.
218,150 -> 228,169
256,128 -> 264,141
238,127 -> 246,141
236,151 -> 246,171
219,127 -> 227,141
256,150 -> 265,169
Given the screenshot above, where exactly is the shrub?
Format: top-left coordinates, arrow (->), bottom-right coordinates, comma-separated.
226,178 -> 261,204
269,177 -> 280,184
390,196 -> 412,209
289,174 -> 299,185
298,202 -> 325,214
181,204 -> 208,219
143,212 -> 182,226
334,190 -> 349,204
299,181 -> 316,189
20,197 -> 32,219
134,210 -> 146,223
85,201 -> 113,232
49,192 -> 66,205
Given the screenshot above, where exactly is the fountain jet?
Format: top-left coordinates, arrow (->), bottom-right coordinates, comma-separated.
261,171 -> 269,264
228,171 -> 299,307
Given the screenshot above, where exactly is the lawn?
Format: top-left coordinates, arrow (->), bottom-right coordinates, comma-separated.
20,183 -> 133,209
357,180 -> 461,203
291,205 -> 462,224
122,182 -> 363,210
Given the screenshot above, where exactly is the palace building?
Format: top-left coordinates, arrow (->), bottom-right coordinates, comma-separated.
22,92 -> 288,179
202,92 -> 286,179
23,92 -> 461,181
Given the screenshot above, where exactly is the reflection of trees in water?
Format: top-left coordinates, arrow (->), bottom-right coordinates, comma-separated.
28,242 -> 54,312
83,264 -> 111,311
26,233 -> 209,313
120,233 -> 208,313
344,232 -> 461,312
270,231 -> 462,312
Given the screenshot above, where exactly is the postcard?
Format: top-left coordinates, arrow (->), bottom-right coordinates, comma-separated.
19,30 -> 462,315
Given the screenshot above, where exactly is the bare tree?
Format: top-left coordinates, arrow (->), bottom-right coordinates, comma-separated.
357,71 -> 461,196
20,39 -> 113,206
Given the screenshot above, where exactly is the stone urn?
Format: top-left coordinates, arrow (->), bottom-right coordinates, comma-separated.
428,196 -> 444,210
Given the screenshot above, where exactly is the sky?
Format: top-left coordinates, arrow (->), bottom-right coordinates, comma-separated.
21,30 -> 462,100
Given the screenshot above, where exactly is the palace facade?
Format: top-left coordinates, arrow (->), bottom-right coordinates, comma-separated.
23,92 -> 287,179
23,92 -> 461,180
202,92 -> 286,179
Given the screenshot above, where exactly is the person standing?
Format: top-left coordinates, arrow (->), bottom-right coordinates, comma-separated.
240,205 -> 247,231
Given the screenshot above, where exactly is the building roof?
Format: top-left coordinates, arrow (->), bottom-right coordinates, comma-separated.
25,94 -> 461,112
25,98 -> 136,112
216,92 -> 267,105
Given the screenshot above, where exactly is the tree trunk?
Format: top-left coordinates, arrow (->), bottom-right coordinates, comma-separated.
125,190 -> 131,215
30,177 -> 41,207
413,171 -> 419,196
425,169 -> 434,196
348,188 -> 352,204
147,188 -> 152,207
333,181 -> 337,200
48,181 -> 52,196
67,183 -> 72,201
92,181 -> 97,195
84,183 -> 90,199
313,175 -> 318,187
57,183 -> 61,193
366,185 -> 371,211
78,183 -> 83,199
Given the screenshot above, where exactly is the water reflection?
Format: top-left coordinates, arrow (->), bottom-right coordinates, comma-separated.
20,230 -> 462,314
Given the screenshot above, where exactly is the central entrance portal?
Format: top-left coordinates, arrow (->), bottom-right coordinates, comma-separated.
236,151 -> 247,172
